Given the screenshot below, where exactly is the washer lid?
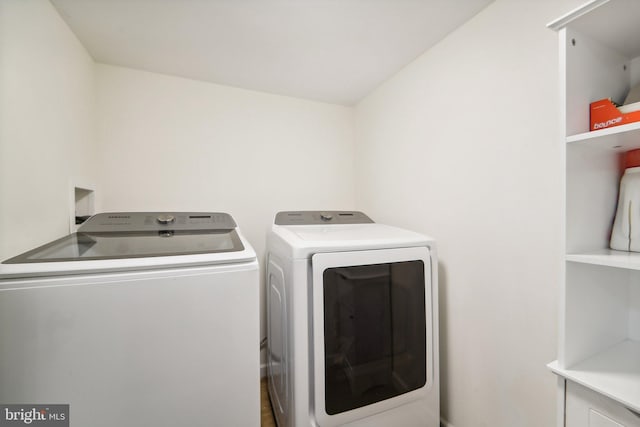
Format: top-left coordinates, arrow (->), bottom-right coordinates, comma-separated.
2,212 -> 248,265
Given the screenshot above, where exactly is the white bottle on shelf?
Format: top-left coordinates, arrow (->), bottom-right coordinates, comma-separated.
610,149 -> 640,251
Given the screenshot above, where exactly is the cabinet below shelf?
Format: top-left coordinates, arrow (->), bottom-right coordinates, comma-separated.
566,249 -> 640,270
548,340 -> 640,414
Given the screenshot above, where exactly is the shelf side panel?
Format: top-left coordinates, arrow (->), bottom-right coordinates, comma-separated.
566,144 -> 620,253
629,272 -> 640,341
631,56 -> 640,89
564,263 -> 629,368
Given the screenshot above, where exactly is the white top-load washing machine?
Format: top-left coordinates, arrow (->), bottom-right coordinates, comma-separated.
266,211 -> 439,427
0,212 -> 259,427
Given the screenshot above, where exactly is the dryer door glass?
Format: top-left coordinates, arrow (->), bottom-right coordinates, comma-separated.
322,260 -> 426,415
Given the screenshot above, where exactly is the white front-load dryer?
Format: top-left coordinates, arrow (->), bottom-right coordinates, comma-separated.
266,211 -> 439,427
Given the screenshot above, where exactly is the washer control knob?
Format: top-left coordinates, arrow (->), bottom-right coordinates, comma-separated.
157,214 -> 175,225
320,212 -> 333,221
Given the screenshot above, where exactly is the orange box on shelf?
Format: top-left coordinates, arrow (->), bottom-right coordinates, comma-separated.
590,98 -> 640,131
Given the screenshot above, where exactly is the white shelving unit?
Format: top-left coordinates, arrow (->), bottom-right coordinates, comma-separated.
549,1 -> 640,425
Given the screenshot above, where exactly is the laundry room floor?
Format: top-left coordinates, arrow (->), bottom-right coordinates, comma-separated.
260,378 -> 447,426
261,378 -> 277,427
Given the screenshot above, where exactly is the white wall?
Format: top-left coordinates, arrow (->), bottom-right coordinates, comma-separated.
354,1 -> 583,426
95,64 -> 355,235
0,0 -> 97,260
1,1 -> 593,425
95,63 -> 356,359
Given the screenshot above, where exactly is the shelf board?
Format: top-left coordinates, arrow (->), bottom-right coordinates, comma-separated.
567,121 -> 640,151
566,249 -> 640,270
548,340 -> 640,413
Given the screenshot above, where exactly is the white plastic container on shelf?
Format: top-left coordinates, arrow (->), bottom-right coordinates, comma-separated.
611,149 -> 640,252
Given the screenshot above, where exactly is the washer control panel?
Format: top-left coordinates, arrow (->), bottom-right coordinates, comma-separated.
275,211 -> 373,225
79,212 -> 237,232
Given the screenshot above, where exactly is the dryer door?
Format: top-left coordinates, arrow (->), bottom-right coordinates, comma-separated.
311,247 -> 433,427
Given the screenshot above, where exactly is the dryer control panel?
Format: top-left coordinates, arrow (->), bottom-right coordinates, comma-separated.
274,211 -> 373,225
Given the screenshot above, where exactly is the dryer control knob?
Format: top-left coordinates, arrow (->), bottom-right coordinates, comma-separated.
320,213 -> 333,221
157,214 -> 175,225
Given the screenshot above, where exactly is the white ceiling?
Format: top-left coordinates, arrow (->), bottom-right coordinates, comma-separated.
50,0 -> 493,105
